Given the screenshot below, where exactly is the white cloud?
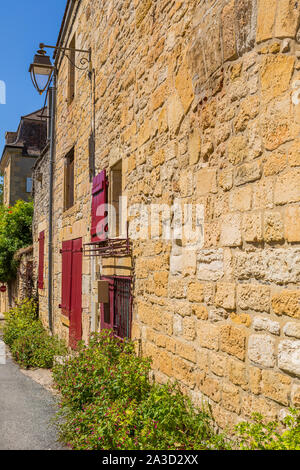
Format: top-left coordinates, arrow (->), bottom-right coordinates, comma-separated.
0,80 -> 6,104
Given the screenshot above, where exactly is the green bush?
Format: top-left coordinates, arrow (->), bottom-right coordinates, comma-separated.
53,331 -> 300,451
3,299 -> 66,369
53,330 -> 230,450
235,410 -> 300,450
53,332 -> 151,410
3,299 -> 39,347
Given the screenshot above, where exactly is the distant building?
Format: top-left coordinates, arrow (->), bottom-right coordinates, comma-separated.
0,109 -> 47,206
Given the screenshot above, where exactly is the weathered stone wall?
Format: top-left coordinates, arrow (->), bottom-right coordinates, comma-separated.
44,0 -> 300,427
32,149 -> 50,330
9,155 -> 36,204
0,289 -> 8,314
0,246 -> 34,313
1,150 -> 36,206
2,158 -> 11,207
14,246 -> 34,304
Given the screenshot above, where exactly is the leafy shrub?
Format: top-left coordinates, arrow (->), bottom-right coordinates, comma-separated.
12,330 -> 66,369
3,299 -> 38,347
53,330 -> 230,450
53,331 -> 151,410
3,299 -> 66,369
235,410 -> 300,450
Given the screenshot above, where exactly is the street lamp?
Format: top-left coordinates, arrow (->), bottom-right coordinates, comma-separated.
28,42 -> 93,333
29,49 -> 54,95
29,43 -> 92,96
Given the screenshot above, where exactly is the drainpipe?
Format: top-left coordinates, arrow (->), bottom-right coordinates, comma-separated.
48,73 -> 56,333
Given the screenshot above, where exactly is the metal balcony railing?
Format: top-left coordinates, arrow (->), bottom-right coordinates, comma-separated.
83,237 -> 131,258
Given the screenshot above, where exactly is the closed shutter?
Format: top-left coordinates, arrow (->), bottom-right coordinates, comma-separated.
69,238 -> 82,349
38,231 -> 45,290
60,240 -> 73,317
91,170 -> 108,242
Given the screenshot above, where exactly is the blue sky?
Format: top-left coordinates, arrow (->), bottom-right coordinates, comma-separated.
0,0 -> 67,153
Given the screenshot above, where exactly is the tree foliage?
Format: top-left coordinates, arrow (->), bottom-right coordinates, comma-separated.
3,299 -> 67,369
0,200 -> 33,282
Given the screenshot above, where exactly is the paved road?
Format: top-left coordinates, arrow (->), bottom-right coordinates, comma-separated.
0,334 -> 65,450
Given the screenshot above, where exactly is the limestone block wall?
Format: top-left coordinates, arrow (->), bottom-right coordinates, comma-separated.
14,246 -> 34,304
9,154 -> 36,205
48,0 -> 300,428
0,290 -> 8,315
2,159 -> 11,207
33,150 -> 50,330
0,247 -> 34,313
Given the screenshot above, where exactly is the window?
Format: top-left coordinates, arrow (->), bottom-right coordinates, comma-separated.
38,231 -> 45,289
64,148 -> 75,211
26,177 -> 33,193
109,161 -> 123,238
68,35 -> 76,104
100,276 -> 132,339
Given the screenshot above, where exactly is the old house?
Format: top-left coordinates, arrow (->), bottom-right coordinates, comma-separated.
33,0 -> 300,428
0,109 -> 47,206
0,109 -> 47,313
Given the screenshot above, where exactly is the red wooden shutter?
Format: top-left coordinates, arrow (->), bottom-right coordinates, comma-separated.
38,231 -> 45,289
91,170 -> 108,242
69,238 -> 82,349
60,240 -> 73,318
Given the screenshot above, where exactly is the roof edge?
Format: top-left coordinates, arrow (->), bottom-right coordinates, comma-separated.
54,0 -> 77,63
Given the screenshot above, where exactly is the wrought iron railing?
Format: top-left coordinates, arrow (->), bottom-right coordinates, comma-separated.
113,277 -> 132,338
83,238 -> 131,258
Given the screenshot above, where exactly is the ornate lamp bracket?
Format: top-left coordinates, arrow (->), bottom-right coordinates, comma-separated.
39,43 -> 93,76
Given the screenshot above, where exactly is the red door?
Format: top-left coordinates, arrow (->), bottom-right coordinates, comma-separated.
69,238 -> 82,349
100,276 -> 115,331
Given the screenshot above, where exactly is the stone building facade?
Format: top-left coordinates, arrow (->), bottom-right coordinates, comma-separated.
34,0 -> 300,428
0,246 -> 34,313
0,109 -> 47,206
32,146 -> 50,327
0,109 -> 47,313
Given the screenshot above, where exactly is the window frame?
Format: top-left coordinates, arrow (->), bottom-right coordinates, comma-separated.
26,177 -> 33,193
109,160 -> 123,239
100,275 -> 132,339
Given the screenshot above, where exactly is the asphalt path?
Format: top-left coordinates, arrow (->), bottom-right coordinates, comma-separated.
0,333 -> 65,450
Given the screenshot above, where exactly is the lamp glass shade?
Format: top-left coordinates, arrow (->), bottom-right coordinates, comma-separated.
29,53 -> 54,94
